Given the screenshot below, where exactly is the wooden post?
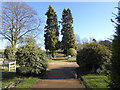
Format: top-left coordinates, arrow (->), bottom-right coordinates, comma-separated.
14,61 -> 16,70
8,61 -> 16,71
8,63 -> 10,71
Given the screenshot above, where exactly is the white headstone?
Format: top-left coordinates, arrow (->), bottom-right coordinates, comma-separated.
68,55 -> 71,58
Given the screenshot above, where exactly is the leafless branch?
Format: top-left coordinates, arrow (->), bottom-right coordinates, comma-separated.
0,2 -> 41,47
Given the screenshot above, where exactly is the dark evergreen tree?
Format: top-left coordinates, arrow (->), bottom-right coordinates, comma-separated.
109,6 -> 120,88
4,46 -> 16,60
99,40 -> 112,50
44,5 -> 59,57
61,8 -> 77,54
16,40 -> 47,75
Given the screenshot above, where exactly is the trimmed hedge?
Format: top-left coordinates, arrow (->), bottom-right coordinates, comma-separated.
77,42 -> 112,74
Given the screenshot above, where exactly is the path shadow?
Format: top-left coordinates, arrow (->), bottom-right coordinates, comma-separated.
41,67 -> 76,79
53,59 -> 66,60
65,61 -> 76,62
56,56 -> 64,58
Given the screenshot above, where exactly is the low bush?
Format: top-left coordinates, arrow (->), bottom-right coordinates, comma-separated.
67,48 -> 77,57
77,42 -> 112,74
16,43 -> 47,75
4,46 -> 17,60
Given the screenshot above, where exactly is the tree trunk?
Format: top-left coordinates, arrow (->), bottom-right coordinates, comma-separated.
52,50 -> 55,58
11,41 -> 16,48
63,49 -> 67,55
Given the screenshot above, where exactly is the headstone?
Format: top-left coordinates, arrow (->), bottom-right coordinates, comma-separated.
68,55 -> 71,58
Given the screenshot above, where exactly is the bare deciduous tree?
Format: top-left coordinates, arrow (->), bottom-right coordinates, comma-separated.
75,34 -> 81,44
75,34 -> 83,51
0,2 -> 40,48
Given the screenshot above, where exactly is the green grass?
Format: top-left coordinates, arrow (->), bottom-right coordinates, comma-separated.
2,69 -> 39,89
47,57 -> 57,61
47,58 -> 54,61
65,56 -> 76,61
68,57 -> 76,61
81,74 -> 110,88
15,77 -> 38,88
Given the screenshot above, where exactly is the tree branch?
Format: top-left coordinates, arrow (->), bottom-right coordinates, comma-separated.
0,31 -> 11,42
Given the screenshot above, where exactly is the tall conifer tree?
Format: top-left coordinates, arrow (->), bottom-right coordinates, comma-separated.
109,5 -> 120,88
44,5 -> 59,57
61,8 -> 77,54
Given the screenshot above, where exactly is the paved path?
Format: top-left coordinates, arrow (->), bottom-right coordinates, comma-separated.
31,53 -> 85,88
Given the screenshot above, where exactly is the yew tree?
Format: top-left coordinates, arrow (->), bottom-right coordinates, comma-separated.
61,8 -> 77,54
44,5 -> 59,57
109,6 -> 120,88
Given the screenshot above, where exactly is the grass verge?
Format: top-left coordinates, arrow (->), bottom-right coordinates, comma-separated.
68,57 -> 76,61
47,55 -> 58,61
47,58 -> 54,61
81,74 -> 110,88
65,56 -> 76,61
15,77 -> 38,88
47,57 -> 56,61
2,71 -> 39,89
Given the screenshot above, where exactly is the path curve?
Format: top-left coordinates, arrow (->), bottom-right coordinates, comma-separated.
31,53 -> 85,88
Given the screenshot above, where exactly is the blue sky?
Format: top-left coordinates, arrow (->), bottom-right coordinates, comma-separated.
0,2 -> 118,49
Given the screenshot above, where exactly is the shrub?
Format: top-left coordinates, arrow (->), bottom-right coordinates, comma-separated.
4,46 -> 17,60
77,42 -> 112,74
67,48 -> 77,57
99,40 -> 112,50
16,43 -> 47,75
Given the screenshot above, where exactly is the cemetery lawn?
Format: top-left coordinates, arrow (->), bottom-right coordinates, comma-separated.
47,58 -> 54,61
47,57 -> 56,61
65,56 -> 76,61
68,57 -> 76,61
2,71 -> 39,88
81,74 -> 110,88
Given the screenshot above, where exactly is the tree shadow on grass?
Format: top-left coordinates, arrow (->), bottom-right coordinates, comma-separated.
2,72 -> 17,81
2,70 -> 44,82
75,67 -> 100,77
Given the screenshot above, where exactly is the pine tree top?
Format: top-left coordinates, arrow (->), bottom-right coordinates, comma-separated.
63,8 -> 67,12
45,5 -> 56,16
